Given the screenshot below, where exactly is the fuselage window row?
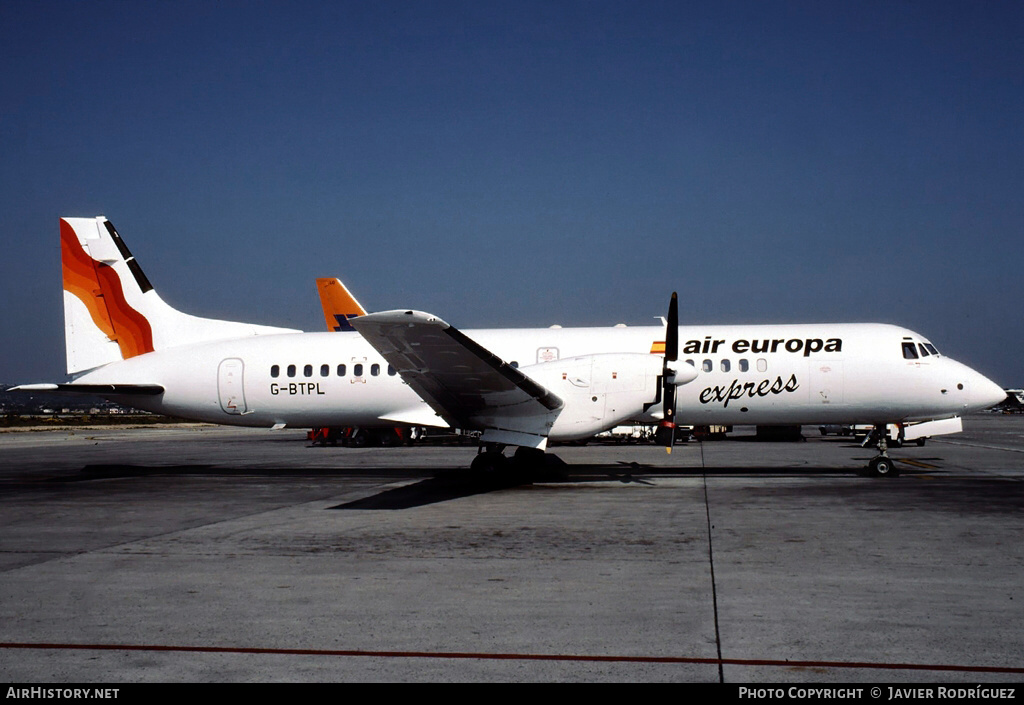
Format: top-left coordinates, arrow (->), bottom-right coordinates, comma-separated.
269,364 -> 397,379
688,358 -> 766,374
271,358 -> 788,380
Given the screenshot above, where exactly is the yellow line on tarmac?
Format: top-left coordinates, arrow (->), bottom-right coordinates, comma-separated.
895,458 -> 939,469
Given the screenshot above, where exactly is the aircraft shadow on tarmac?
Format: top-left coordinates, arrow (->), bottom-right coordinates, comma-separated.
329,460 -> 1024,513
54,458 -> 936,511
327,458 -> 893,510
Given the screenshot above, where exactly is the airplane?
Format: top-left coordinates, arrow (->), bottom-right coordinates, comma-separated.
13,216 -> 1008,478
316,277 -> 367,332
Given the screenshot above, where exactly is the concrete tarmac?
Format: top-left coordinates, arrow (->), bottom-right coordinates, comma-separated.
1,415 -> 1022,683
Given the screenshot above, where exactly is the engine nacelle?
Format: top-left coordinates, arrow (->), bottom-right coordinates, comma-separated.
520,353 -> 665,441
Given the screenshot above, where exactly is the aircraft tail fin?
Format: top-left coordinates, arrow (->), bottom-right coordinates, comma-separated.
60,216 -> 299,376
316,277 -> 367,331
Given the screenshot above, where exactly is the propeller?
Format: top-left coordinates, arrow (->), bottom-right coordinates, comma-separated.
655,292 -> 679,453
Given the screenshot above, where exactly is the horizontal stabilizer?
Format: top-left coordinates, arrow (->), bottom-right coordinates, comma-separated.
10,383 -> 165,396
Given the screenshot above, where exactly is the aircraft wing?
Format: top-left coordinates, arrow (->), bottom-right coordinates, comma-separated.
351,310 -> 563,449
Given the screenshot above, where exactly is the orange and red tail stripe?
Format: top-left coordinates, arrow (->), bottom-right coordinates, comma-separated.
60,219 -> 154,359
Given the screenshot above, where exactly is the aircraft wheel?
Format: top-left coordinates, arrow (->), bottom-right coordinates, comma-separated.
378,430 -> 401,447
471,451 -> 508,474
868,456 -> 900,478
510,446 -> 546,473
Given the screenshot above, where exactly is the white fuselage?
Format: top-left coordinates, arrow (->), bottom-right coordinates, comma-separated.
74,322 -> 1005,436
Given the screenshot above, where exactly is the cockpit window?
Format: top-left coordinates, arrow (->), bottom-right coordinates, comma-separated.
918,343 -> 930,357
902,342 -> 919,359
924,343 -> 939,356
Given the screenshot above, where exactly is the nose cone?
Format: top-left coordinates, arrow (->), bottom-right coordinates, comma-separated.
971,372 -> 1007,411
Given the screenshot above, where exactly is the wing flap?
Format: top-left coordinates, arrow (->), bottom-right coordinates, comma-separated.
378,404 -> 448,428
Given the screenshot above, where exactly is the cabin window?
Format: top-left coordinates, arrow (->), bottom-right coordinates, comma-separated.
902,342 -> 919,360
702,359 -> 713,373
320,364 -> 330,377
271,365 -> 280,378
757,358 -> 767,372
721,359 -> 731,373
739,359 -> 749,373
287,364 -> 296,378
387,365 -> 397,376
337,364 -> 346,377
685,359 -> 695,368
371,364 -> 380,376
304,364 -> 313,377
354,364 -> 364,377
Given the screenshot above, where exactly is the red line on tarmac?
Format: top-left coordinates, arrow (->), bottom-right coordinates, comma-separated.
2,642 -> 1023,674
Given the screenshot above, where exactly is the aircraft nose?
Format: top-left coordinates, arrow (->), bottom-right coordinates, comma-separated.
972,372 -> 1007,410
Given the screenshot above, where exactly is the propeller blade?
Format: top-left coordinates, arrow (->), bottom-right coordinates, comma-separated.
655,420 -> 676,450
665,292 -> 678,362
655,381 -> 677,451
658,292 -> 680,453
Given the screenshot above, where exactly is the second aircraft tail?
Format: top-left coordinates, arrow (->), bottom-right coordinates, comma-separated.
316,277 -> 367,332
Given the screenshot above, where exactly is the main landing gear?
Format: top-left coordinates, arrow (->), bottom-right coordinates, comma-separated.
865,424 -> 900,478
470,443 -> 554,475
470,443 -> 510,473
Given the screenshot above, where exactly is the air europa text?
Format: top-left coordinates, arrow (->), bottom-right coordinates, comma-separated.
682,337 -> 843,357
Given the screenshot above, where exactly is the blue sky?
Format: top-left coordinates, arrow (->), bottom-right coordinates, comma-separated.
1,1 -> 1021,386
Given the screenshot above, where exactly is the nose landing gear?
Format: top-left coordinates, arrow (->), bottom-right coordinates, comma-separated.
866,424 -> 900,477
